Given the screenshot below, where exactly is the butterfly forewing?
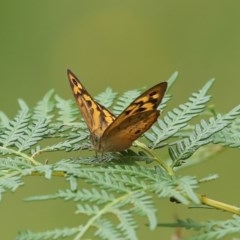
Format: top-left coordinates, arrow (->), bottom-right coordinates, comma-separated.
67,70 -> 115,142
102,82 -> 167,142
109,82 -> 167,127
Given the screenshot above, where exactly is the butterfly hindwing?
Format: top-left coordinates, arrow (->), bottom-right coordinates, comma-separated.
100,110 -> 160,151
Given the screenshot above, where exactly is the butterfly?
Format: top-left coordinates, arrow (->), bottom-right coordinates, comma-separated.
67,69 -> 167,153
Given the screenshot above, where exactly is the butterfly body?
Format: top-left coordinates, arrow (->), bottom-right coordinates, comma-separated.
67,69 -> 167,153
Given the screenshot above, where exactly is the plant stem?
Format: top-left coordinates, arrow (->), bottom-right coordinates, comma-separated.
0,146 -> 40,166
200,194 -> 240,215
134,141 -> 174,176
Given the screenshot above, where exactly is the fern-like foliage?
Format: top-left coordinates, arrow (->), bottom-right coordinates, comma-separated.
160,215 -> 240,240
0,72 -> 240,240
145,79 -> 214,147
21,164 -> 197,240
95,87 -> 118,109
169,106 -> 240,167
33,89 -> 55,120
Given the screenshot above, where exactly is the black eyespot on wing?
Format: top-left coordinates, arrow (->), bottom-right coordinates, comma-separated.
72,79 -> 78,86
149,91 -> 157,96
86,100 -> 92,108
150,97 -> 158,104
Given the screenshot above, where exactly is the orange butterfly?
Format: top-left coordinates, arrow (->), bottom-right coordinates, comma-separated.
67,69 -> 167,153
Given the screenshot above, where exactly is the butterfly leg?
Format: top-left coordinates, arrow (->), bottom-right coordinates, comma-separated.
94,151 -> 104,161
101,151 -> 104,160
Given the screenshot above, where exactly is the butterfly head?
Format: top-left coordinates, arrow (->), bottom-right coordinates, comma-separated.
90,132 -> 101,151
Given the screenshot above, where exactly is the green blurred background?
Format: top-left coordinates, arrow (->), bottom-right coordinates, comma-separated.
1,1 -> 240,239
